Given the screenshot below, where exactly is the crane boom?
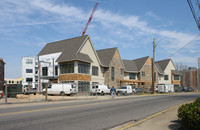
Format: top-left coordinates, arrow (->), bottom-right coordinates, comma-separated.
82,3 -> 99,36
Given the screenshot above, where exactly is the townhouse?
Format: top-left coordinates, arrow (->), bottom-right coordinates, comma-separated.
38,35 -> 105,92
122,56 -> 158,90
38,35 -> 180,92
155,59 -> 181,90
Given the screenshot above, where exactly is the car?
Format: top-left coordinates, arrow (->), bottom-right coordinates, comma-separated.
135,88 -> 143,94
116,86 -> 133,95
90,85 -> 110,95
24,88 -> 36,95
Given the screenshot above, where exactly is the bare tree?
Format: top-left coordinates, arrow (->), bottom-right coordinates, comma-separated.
175,62 -> 188,71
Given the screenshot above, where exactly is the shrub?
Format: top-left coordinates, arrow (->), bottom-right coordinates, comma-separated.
178,98 -> 200,130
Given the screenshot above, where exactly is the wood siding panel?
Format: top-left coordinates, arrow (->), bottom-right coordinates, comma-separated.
59,74 -> 91,82
114,50 -> 120,59
145,57 -> 152,65
172,80 -> 180,84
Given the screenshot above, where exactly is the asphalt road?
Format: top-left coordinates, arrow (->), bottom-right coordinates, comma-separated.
0,93 -> 199,130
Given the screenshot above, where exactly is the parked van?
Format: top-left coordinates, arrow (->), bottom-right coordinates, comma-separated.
157,84 -> 174,93
116,85 -> 133,95
43,83 -> 76,96
91,85 -> 110,95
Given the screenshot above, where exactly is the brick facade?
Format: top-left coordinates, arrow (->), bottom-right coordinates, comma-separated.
139,58 -> 158,88
104,50 -> 124,89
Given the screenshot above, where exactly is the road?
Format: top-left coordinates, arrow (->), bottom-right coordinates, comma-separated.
0,93 -> 199,130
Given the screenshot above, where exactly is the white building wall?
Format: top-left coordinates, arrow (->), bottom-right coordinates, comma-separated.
39,52 -> 61,76
158,60 -> 176,84
21,56 -> 38,88
79,39 -> 104,85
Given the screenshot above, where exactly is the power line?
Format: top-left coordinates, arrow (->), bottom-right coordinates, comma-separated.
168,33 -> 200,58
156,16 -> 194,47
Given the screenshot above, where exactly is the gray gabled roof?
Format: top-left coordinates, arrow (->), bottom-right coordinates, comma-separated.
155,59 -> 171,74
172,70 -> 182,76
38,35 -> 93,63
123,56 -> 150,72
96,48 -> 117,67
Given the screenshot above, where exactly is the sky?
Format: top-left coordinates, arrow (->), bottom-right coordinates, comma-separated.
1,0 -> 200,78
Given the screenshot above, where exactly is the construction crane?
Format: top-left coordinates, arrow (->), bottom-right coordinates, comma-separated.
187,0 -> 200,30
82,3 -> 99,36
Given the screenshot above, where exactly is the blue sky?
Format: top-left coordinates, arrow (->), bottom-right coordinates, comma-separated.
1,0 -> 200,78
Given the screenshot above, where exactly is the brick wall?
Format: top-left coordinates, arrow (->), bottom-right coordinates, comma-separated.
104,52 -> 124,89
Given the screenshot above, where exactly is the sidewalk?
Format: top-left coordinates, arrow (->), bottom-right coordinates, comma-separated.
128,105 -> 181,130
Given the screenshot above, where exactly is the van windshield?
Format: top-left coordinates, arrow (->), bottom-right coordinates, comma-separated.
71,85 -> 75,88
47,85 -> 52,88
120,87 -> 127,89
23,85 -> 28,88
92,86 -> 98,89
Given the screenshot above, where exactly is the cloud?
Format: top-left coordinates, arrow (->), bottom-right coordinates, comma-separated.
145,12 -> 161,21
1,0 -> 199,66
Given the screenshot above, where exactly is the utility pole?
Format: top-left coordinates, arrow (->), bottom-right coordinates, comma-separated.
152,38 -> 156,94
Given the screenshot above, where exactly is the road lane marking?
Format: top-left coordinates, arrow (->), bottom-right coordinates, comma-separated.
0,98 -> 133,117
119,100 -> 195,130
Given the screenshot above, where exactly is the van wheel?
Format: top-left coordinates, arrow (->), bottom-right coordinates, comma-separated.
60,92 -> 65,96
43,91 -> 46,95
101,91 -> 104,96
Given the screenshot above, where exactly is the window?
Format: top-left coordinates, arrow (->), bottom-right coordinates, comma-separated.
129,73 -> 136,80
174,75 -> 180,80
42,67 -> 48,76
9,80 -> 11,83
120,69 -> 123,74
78,81 -> 90,92
78,62 -> 90,74
55,66 -> 58,76
111,67 -> 114,81
12,81 -> 14,84
26,78 -> 33,82
92,66 -> 98,76
26,69 -> 33,73
60,62 -> 74,74
26,59 -> 33,64
142,72 -> 145,77
35,69 -> 38,74
164,75 -> 168,80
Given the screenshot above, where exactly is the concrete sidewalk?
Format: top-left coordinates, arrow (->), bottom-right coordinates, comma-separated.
110,105 -> 181,130
128,105 -> 181,130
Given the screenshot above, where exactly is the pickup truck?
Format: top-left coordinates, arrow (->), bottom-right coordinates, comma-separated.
116,86 -> 133,95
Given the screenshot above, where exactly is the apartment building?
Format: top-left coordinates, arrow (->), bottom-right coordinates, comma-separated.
38,35 -> 105,92
38,35 -> 180,92
155,59 -> 181,90
180,67 -> 198,88
0,58 -> 5,90
21,56 -> 38,89
122,56 -> 158,89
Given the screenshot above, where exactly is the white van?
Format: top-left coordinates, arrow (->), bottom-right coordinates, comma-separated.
91,85 -> 110,95
43,83 -> 76,96
157,84 -> 174,93
116,85 -> 133,94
